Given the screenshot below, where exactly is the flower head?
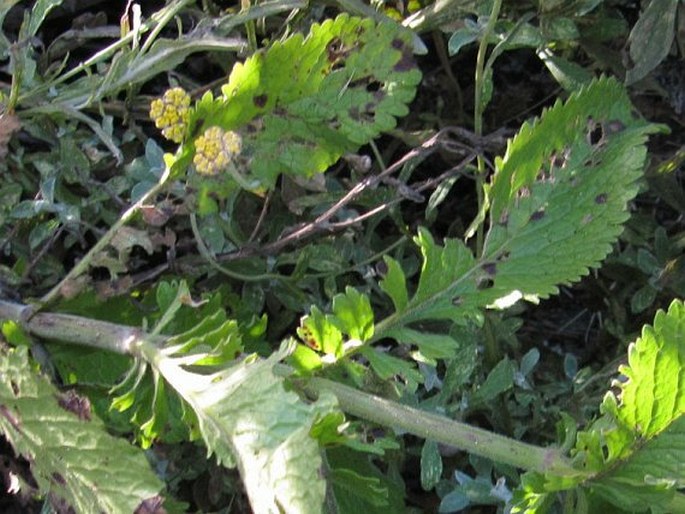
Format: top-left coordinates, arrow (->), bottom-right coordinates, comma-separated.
149,87 -> 191,143
193,127 -> 243,176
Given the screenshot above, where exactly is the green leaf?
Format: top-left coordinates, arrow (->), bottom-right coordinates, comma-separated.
141,340 -> 337,514
471,357 -> 515,405
193,13 -> 421,187
625,0 -> 679,85
379,256 -> 409,312
447,27 -> 478,56
421,439 -> 443,490
360,346 -> 423,387
386,327 -> 459,360
484,77 -> 663,302
111,281 -> 244,446
298,306 -> 344,356
327,445 -> 406,513
0,346 -> 163,513
537,48 -> 593,91
332,286 -> 375,342
26,0 -> 64,39
513,300 -> 685,512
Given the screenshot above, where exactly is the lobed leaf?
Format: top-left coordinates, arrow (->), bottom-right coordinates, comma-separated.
143,340 -> 337,514
0,345 -> 163,513
192,13 -> 422,187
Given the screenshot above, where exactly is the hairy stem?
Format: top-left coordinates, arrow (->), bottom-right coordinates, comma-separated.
306,376 -> 581,477
0,300 -> 165,355
1,297 -> 580,477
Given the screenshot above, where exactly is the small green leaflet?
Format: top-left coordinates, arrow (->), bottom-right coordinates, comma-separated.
0,346 -> 163,514
191,13 -> 422,187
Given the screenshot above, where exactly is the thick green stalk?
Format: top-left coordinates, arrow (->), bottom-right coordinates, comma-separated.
0,297 -> 580,477
306,377 -> 582,477
0,300 -> 165,355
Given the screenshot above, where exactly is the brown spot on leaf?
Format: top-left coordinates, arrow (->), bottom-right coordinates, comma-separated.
530,209 -> 545,221
0,113 -> 21,159
57,390 -> 92,421
499,211 -> 509,226
595,193 -> 607,204
0,405 -> 21,432
605,119 -> 625,134
477,278 -> 494,290
134,496 -> 167,514
393,47 -> 415,72
52,472 -> 67,486
253,94 -> 268,108
482,262 -> 497,276
586,118 -> 604,146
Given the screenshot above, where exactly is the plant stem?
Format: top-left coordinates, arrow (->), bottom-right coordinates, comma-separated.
1,296 -> 580,478
473,0 -> 502,258
306,377 -> 582,477
0,300 -> 165,355
39,167 -> 171,308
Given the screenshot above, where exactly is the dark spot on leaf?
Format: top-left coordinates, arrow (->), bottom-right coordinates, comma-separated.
134,495 -> 167,514
375,260 -> 388,276
482,262 -> 497,276
551,153 -> 566,168
365,80 -> 381,93
57,390 -> 92,421
0,405 -> 21,431
499,211 -> 509,226
253,94 -> 268,108
52,472 -> 66,486
530,209 -> 545,221
477,278 -> 494,290
587,118 -> 604,146
595,193 -> 607,204
452,296 -> 463,306
391,38 -> 404,50
349,76 -> 372,88
393,48 -> 415,72
10,380 -> 18,396
605,119 -> 625,134
497,251 -> 510,262
298,326 -> 320,350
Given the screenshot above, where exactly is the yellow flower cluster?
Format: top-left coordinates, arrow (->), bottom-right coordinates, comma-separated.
193,127 -> 243,176
149,87 -> 191,143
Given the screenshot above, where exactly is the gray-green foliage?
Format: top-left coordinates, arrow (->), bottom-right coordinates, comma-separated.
0,345 -> 164,513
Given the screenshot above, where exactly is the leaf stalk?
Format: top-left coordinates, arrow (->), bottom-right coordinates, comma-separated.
305,376 -> 582,477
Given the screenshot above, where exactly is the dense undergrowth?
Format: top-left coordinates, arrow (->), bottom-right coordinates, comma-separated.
0,1 -> 684,513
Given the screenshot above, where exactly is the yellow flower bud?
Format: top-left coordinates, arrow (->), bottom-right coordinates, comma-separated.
149,87 -> 191,143
193,127 -> 243,176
